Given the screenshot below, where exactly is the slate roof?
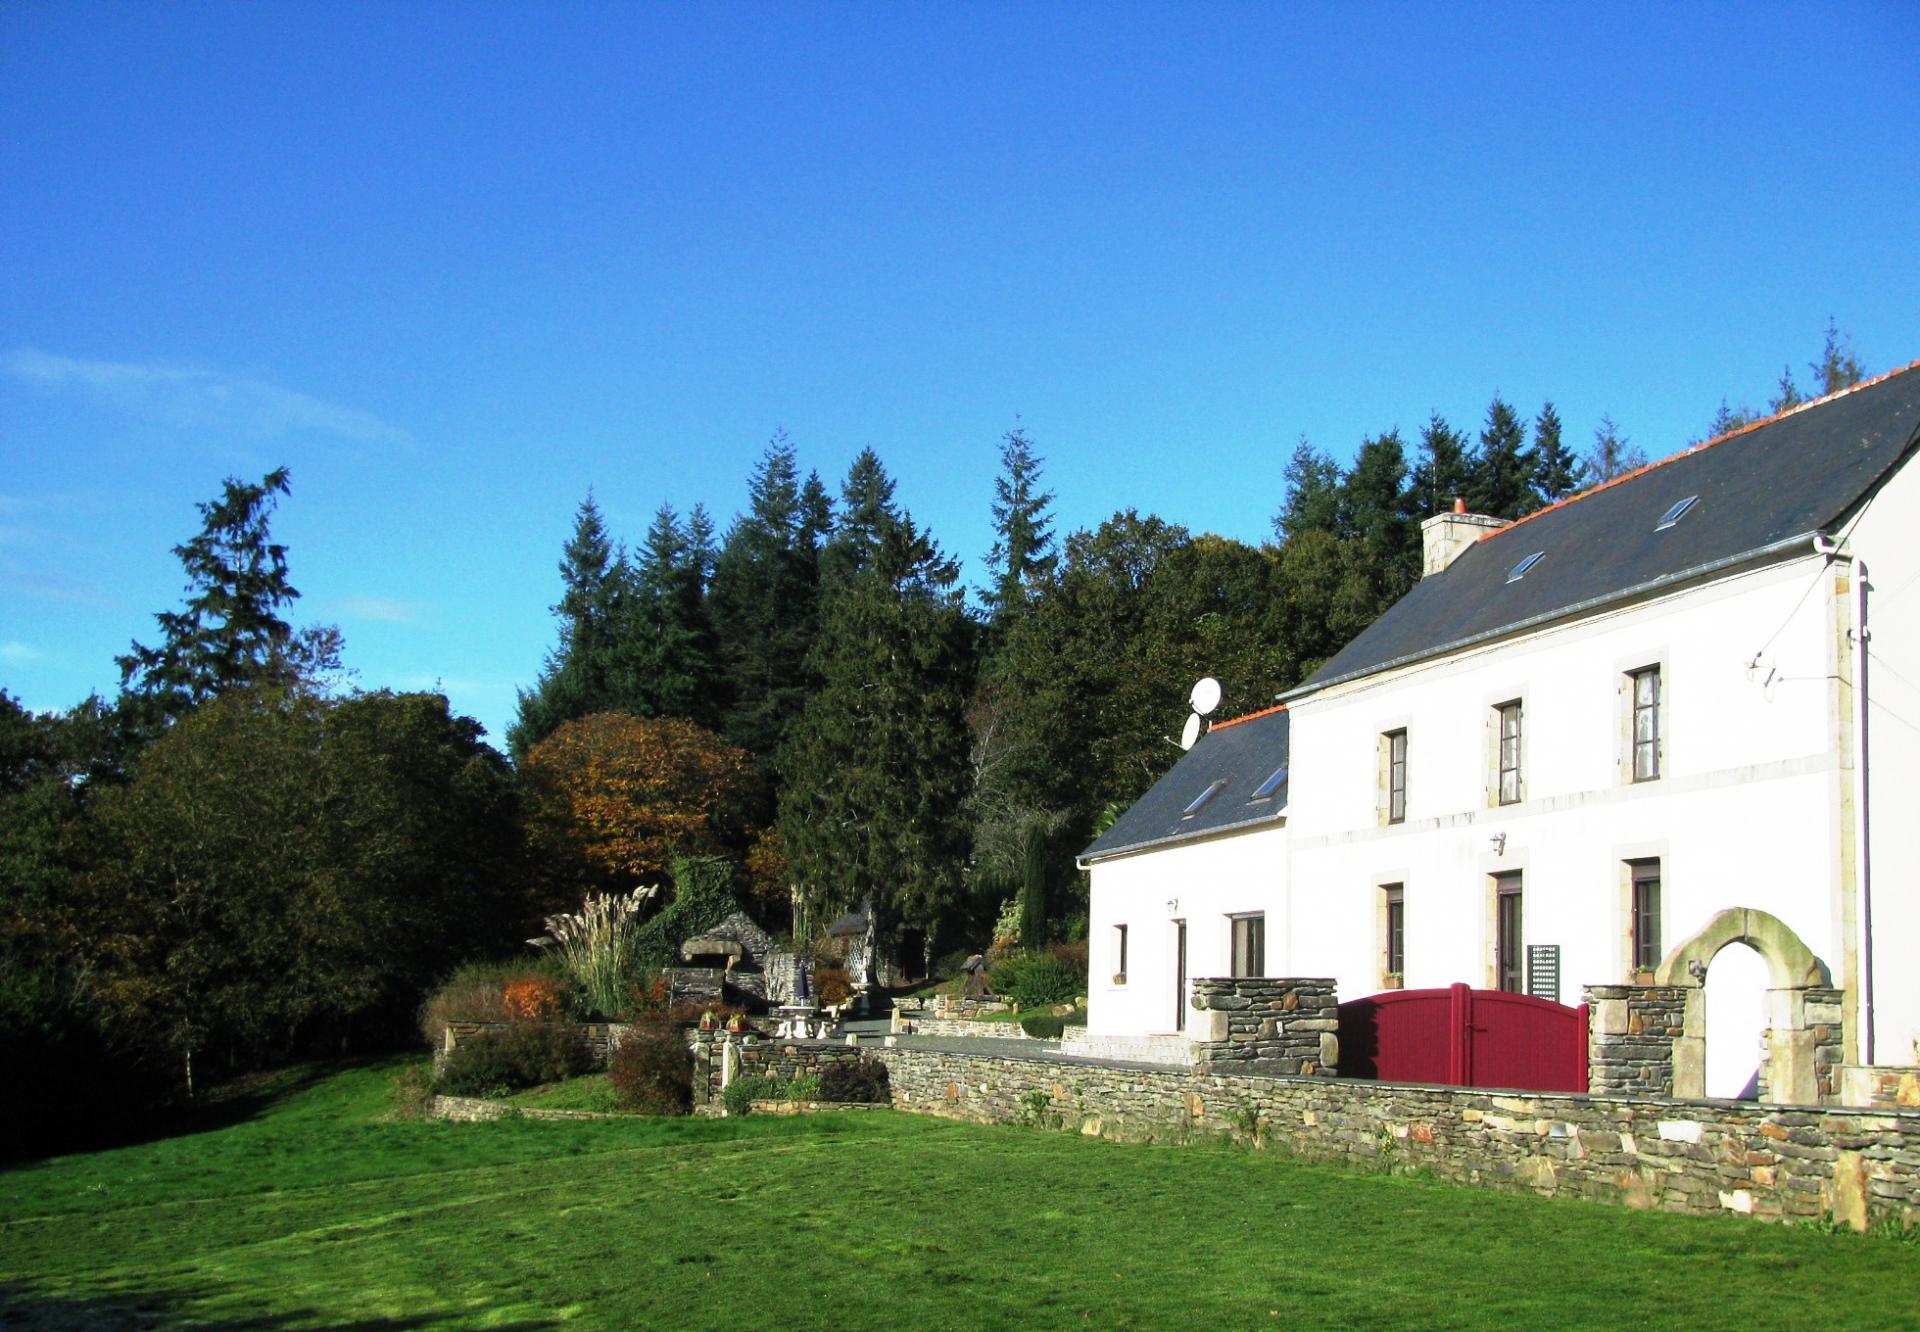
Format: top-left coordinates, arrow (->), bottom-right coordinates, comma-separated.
1078,706 -> 1290,864
1289,359 -> 1920,698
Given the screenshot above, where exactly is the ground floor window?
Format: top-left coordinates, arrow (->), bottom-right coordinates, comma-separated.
1383,884 -> 1404,978
1231,913 -> 1265,978
1630,860 -> 1661,973
1112,923 -> 1128,984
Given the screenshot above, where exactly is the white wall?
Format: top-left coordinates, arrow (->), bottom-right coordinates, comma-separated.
1283,554 -> 1849,1024
1851,450 -> 1920,1065
1085,823 -> 1288,1036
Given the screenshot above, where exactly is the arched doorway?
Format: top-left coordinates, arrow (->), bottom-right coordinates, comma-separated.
1703,942 -> 1768,1099
1656,908 -> 1831,1104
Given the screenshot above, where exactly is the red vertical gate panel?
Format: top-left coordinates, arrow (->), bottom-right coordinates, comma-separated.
1337,985 -> 1589,1094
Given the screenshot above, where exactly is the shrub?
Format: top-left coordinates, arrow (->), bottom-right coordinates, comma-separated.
419,958 -> 573,1050
989,951 -> 1081,1007
818,1056 -> 889,1104
502,975 -> 563,1022
721,1073 -> 776,1117
607,1018 -> 692,1114
811,965 -> 852,1006
389,1063 -> 435,1119
434,1022 -> 592,1097
1044,939 -> 1089,981
1019,1006 -> 1087,1039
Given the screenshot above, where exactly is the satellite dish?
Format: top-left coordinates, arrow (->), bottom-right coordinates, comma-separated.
1190,677 -> 1222,716
1179,713 -> 1203,750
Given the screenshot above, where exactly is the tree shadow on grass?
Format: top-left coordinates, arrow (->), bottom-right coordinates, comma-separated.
0,1277 -> 564,1330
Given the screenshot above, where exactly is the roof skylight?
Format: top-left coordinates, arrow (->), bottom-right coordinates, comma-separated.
1506,551 -> 1545,583
1655,495 -> 1700,530
1250,766 -> 1288,800
1182,779 -> 1228,818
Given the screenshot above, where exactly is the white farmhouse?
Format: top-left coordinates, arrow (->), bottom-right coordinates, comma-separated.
1081,360 -> 1920,1103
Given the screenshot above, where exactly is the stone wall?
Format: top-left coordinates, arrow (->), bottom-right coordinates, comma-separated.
1840,1065 -> 1920,1110
437,1021 -> 628,1075
875,1046 -> 1920,1231
1190,977 -> 1338,1076
1586,984 -> 1688,1096
893,1014 -> 1031,1039
689,1035 -> 878,1112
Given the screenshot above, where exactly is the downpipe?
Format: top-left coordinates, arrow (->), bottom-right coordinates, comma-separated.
1817,533 -> 1874,1065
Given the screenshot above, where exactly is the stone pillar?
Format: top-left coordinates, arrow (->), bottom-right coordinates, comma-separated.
1584,984 -> 1689,1097
1189,977 -> 1338,1076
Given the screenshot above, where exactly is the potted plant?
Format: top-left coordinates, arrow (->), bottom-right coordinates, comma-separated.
726,1013 -> 747,1034
699,1010 -> 717,1031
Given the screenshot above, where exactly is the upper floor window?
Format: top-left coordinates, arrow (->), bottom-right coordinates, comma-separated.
1231,913 -> 1266,978
1630,666 -> 1662,781
1385,729 -> 1408,824
1496,700 -> 1523,805
1630,861 -> 1662,973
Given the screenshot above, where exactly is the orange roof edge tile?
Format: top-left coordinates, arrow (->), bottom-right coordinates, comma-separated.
1207,701 -> 1287,731
1477,356 -> 1920,544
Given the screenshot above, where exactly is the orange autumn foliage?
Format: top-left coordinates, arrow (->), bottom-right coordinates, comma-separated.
522,713 -> 756,896
502,975 -> 563,1021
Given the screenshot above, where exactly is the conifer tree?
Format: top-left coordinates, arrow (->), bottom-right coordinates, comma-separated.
1583,414 -> 1647,483
778,455 -> 975,945
509,493 -> 636,761
981,427 -> 1058,628
1810,318 -> 1865,396
1469,395 -> 1536,518
1531,401 -> 1586,504
628,503 -> 720,727
708,435 -> 825,767
1273,439 -> 1342,541
1407,414 -> 1475,518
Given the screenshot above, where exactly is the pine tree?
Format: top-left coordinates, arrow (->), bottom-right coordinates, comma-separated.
628,503 -> 719,726
509,493 -> 636,760
981,427 -> 1058,627
1407,413 -> 1475,518
1810,318 -> 1866,396
1337,430 -> 1419,597
708,435 -> 825,766
1469,395 -> 1536,518
1273,439 -> 1342,541
1531,402 -> 1586,504
1583,414 -> 1647,483
117,467 -> 343,737
778,456 -> 975,944
1768,367 -> 1806,415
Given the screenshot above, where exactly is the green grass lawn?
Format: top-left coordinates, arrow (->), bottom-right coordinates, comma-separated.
2,1059 -> 1914,1330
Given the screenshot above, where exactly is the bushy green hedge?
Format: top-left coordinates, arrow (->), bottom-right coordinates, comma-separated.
433,1022 -> 592,1097
989,950 -> 1084,1007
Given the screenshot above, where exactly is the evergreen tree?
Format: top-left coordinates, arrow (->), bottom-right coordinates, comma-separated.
1583,414 -> 1647,483
508,493 -> 636,761
1810,318 -> 1866,396
628,504 -> 720,727
116,467 -> 343,739
1768,367 -> 1806,415
981,427 -> 1058,627
1469,395 -> 1536,518
778,457 -> 975,945
708,435 -> 825,767
1531,401 -> 1586,504
1273,439 -> 1342,541
1407,413 -> 1475,518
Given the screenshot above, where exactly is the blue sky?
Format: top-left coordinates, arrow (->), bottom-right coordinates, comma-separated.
4,2 -> 1917,746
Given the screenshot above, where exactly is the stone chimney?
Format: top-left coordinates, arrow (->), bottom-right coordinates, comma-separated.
1420,498 -> 1510,577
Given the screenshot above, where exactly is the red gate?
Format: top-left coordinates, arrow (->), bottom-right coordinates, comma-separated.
1337,983 -> 1588,1093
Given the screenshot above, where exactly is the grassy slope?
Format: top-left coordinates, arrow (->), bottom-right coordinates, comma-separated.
1,1059 -> 1914,1330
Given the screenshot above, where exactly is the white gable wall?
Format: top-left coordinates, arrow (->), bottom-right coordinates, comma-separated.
1283,551 -> 1851,1028
1085,822 -> 1288,1037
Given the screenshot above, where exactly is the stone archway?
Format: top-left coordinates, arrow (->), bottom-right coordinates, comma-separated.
1656,908 -> 1838,1104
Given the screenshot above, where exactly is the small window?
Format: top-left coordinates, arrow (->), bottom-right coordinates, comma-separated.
1383,884 -> 1405,977
1655,496 -> 1699,530
1496,700 -> 1523,805
1231,913 -> 1265,978
1384,729 -> 1408,823
1630,666 -> 1662,781
1630,861 -> 1661,972
1182,779 -> 1228,817
1250,766 -> 1287,800
1506,551 -> 1545,583
1112,923 -> 1129,985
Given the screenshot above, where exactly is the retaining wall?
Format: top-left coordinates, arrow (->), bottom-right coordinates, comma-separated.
689,1035 -> 876,1111
875,1046 -> 1920,1231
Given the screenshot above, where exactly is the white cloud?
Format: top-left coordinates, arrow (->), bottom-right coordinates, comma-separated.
0,641 -> 42,664
331,595 -> 425,625
6,348 -> 411,446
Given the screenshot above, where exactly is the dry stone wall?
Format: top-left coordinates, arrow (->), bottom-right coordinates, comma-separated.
689,1035 -> 875,1111
876,1046 -> 1920,1231
1190,977 -> 1338,1075
1586,985 -> 1687,1096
